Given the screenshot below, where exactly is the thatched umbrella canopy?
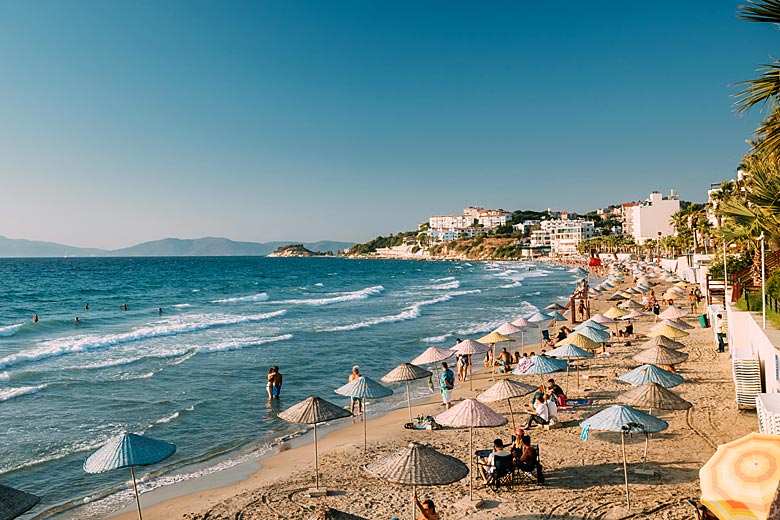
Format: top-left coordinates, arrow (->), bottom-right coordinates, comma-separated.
0,484 -> 40,520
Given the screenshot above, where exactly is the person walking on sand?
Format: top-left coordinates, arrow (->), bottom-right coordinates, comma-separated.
440,362 -> 455,409
413,493 -> 439,520
349,365 -> 363,415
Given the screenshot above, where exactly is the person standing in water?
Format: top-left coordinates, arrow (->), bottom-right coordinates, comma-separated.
271,366 -> 283,398
348,365 -> 362,415
266,367 -> 276,399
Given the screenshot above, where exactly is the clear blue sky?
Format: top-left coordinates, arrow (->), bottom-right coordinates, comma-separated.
0,0 -> 774,248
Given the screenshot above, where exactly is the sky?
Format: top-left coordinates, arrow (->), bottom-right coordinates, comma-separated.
0,1 -> 776,249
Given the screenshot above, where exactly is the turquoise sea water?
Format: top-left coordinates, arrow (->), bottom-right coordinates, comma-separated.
0,257 -> 577,518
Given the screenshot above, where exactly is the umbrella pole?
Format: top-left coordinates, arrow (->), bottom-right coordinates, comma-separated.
469,426 -> 474,501
363,400 -> 368,456
508,398 -> 517,433
642,431 -> 649,470
130,466 -> 143,520
521,330 -> 525,356
314,423 -> 320,489
566,361 -> 570,395
576,361 -> 580,389
406,381 -> 413,423
434,365 -> 440,393
621,432 -> 630,510
491,343 -> 496,381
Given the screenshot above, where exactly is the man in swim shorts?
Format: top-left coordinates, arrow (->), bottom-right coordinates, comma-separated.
440,362 -> 454,409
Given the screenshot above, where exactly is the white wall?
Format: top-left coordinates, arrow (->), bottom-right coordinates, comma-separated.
723,302 -> 780,394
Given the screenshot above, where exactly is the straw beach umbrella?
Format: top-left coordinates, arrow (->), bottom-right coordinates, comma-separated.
278,396 -> 352,492
546,343 -> 594,391
619,309 -> 647,321
477,379 -> 536,432
604,306 -> 630,320
545,303 -> 565,311
335,376 -> 393,455
647,325 -> 689,339
366,442 -> 468,520
307,508 -> 368,520
700,433 -> 780,520
382,363 -> 432,422
590,313 -> 619,325
641,335 -> 686,350
513,355 -> 567,384
618,381 -> 691,415
657,306 -> 689,320
411,347 -> 453,392
575,319 -> 609,331
633,345 -> 688,366
556,332 -> 600,352
580,406 -> 668,509
651,319 -> 694,331
618,364 -> 685,388
0,484 -> 40,520
84,433 -> 176,520
571,325 -> 610,343
526,311 -> 552,345
436,399 -> 507,505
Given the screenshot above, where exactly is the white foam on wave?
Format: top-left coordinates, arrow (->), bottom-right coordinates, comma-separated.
314,282 -> 324,287
0,311 -> 287,370
196,334 -> 293,354
155,411 -> 179,424
212,293 -> 269,304
0,323 -> 24,337
172,303 -> 191,309
421,334 -> 452,343
0,372 -> 8,382
322,295 -> 453,332
431,276 -> 456,282
0,384 -> 46,402
427,280 -> 460,290
280,285 -> 384,306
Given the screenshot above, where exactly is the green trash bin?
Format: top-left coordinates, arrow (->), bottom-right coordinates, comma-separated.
698,314 -> 710,328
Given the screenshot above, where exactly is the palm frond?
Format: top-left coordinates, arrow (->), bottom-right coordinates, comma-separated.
751,108 -> 780,156
739,0 -> 780,23
734,62 -> 780,114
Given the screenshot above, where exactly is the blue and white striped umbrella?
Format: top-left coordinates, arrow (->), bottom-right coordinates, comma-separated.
514,355 -> 567,375
618,364 -> 685,388
526,311 -> 552,324
546,344 -> 594,359
84,433 -> 176,520
0,484 -> 40,520
336,376 -> 393,455
580,405 -> 668,434
575,319 -> 610,331
570,325 -> 611,343
84,433 -> 176,473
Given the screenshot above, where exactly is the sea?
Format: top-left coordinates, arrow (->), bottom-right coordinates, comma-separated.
0,257 -> 578,518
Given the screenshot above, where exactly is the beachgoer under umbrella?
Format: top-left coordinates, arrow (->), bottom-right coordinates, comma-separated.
525,394 -> 550,428
478,438 -> 511,480
515,435 -> 538,472
414,493 -> 439,520
547,378 -> 566,406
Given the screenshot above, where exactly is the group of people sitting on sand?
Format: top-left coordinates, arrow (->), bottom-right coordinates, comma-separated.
477,429 -> 544,484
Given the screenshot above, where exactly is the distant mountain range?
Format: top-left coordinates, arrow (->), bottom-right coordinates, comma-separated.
0,236 -> 354,258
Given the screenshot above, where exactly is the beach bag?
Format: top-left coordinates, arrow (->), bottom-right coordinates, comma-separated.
556,394 -> 567,407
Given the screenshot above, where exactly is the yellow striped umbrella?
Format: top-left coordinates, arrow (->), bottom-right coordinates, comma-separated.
701,433 -> 780,520
556,332 -> 600,351
604,306 -> 629,319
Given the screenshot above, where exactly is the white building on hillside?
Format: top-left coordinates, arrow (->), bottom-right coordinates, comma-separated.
529,219 -> 595,255
428,206 -> 511,242
629,190 -> 680,244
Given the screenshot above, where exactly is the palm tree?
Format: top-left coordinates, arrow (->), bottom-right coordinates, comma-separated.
735,1 -> 780,156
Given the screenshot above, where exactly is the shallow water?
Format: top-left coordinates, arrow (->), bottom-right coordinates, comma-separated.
0,257 -> 577,518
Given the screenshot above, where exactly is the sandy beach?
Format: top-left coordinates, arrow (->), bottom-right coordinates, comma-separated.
112,267 -> 754,520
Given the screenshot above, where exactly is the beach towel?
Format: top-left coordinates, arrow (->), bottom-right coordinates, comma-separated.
566,399 -> 593,406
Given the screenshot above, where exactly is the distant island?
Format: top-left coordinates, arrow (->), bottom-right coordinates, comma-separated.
267,244 -> 334,257
0,236 -> 353,258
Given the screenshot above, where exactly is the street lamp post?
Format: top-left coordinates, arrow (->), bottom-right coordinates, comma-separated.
761,233 -> 766,330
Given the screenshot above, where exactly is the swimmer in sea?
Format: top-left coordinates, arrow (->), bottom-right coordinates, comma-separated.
158,307 -> 163,315
122,304 -> 128,311
84,303 -> 89,310
74,317 -> 80,325
32,314 -> 38,323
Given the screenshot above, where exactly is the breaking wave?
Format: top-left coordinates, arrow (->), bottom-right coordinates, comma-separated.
212,293 -> 269,304
279,286 -> 384,306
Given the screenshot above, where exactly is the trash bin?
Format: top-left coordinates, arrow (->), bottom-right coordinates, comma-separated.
698,314 -> 710,328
